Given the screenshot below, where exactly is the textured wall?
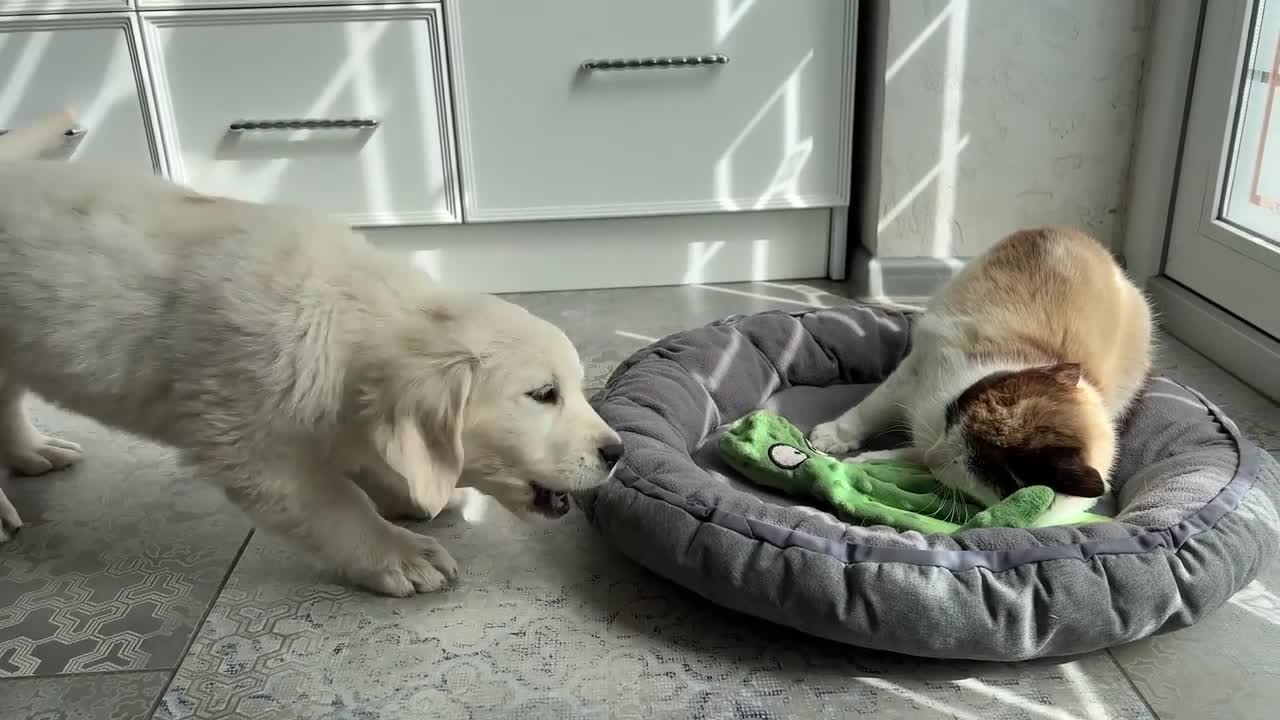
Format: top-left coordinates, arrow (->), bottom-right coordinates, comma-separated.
874,0 -> 1153,257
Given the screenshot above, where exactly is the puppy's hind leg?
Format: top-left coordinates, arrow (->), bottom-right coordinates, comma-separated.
197,454 -> 458,596
0,373 -> 83,477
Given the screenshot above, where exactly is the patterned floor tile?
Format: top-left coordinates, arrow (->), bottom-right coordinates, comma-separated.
504,280 -> 855,387
0,670 -> 168,720
159,500 -> 1150,720
0,400 -> 251,677
1109,555 -> 1280,720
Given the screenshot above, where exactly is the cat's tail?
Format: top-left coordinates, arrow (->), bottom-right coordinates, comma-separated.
0,109 -> 77,162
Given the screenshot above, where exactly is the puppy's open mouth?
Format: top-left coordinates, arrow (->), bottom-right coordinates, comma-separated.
531,484 -> 571,518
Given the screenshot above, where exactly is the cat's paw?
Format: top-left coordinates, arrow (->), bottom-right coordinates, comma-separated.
808,421 -> 859,455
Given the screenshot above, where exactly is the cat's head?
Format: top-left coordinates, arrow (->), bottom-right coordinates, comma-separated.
928,363 -> 1114,506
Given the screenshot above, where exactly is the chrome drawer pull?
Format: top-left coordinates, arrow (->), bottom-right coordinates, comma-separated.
227,118 -> 381,133
0,126 -> 87,138
580,54 -> 728,71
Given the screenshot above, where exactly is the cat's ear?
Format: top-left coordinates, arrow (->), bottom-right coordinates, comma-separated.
1044,363 -> 1083,387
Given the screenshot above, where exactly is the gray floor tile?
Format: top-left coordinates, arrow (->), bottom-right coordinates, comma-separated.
5,286 -> 1276,719
0,670 -> 168,720
0,401 -> 251,677
1155,332 -> 1280,450
160,500 -> 1150,720
504,280 -> 855,387
1109,556 -> 1280,720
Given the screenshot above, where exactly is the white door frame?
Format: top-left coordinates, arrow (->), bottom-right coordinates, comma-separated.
1123,0 -> 1280,402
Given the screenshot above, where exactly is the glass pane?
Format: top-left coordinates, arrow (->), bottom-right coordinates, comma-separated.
1223,0 -> 1280,244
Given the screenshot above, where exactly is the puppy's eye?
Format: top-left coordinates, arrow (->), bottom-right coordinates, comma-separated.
527,384 -> 559,404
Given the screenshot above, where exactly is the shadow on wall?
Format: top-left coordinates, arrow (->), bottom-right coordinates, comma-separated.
874,0 -> 1153,261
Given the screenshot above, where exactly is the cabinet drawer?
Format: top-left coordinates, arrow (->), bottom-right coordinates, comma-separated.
142,4 -> 460,226
136,1 -> 392,8
1,2 -> 131,15
133,1 -> 394,8
0,13 -> 161,175
448,0 -> 856,222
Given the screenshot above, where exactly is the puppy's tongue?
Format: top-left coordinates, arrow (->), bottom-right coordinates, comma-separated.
533,486 -> 571,517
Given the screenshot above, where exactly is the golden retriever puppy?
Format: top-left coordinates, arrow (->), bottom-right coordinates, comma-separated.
0,112 -> 622,595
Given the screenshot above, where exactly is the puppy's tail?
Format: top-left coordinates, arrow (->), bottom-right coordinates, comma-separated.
0,110 -> 78,161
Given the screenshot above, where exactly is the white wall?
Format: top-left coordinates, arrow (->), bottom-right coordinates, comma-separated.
873,0 -> 1153,258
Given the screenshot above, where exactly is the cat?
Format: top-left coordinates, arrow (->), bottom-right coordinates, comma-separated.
809,227 -> 1153,527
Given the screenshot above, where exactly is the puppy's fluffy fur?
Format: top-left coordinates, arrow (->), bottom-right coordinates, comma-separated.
810,227 -> 1152,526
0,112 -> 620,595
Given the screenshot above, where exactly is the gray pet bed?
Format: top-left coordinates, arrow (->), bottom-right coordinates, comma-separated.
580,305 -> 1280,661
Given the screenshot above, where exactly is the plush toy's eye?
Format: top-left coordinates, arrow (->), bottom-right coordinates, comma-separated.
768,443 -> 809,470
526,384 -> 559,405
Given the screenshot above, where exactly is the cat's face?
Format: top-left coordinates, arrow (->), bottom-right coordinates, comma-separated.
928,363 -> 1111,506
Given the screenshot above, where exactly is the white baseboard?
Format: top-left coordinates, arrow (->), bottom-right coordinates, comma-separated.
1149,276 -> 1280,403
827,206 -> 849,281
363,209 -> 832,294
847,245 -> 966,302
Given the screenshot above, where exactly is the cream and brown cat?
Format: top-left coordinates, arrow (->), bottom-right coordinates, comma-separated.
810,227 -> 1153,526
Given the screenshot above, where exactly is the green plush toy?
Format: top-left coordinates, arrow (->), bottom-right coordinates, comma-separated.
718,410 -> 1106,534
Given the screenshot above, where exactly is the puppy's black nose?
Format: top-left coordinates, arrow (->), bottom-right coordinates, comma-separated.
598,442 -> 625,467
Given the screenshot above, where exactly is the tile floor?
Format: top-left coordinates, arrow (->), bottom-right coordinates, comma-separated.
1,281 -> 1277,719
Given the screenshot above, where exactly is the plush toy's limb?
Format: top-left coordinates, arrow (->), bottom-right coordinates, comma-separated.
824,492 -> 961,535
850,447 -> 926,463
833,460 -> 979,520
956,486 -> 1056,530
794,456 -> 960,532
854,458 -> 940,494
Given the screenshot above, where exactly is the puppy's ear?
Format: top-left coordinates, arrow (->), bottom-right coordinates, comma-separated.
373,359 -> 473,518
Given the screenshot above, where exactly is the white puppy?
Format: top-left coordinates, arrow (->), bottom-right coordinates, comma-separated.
0,112 -> 622,596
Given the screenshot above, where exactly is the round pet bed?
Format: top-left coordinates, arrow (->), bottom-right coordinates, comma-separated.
579,305 -> 1280,661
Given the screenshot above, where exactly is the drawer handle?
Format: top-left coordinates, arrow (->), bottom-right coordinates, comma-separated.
227,118 -> 381,133
580,54 -> 728,71
0,126 -> 87,138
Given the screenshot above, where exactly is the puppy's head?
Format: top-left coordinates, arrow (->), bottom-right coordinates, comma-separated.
366,294 -> 621,520
928,363 -> 1114,510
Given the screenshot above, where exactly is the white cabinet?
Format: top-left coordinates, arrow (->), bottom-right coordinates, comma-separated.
0,13 -> 163,176
141,3 -> 460,226
1,1 -> 855,290
446,0 -> 856,222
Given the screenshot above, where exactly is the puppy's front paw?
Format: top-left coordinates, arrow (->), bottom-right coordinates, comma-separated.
2,434 -> 82,476
1,491 -> 22,543
356,532 -> 460,597
808,421 -> 859,455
